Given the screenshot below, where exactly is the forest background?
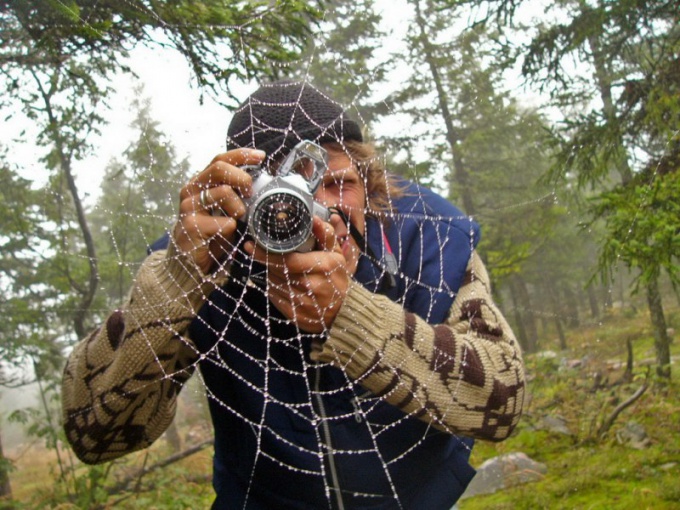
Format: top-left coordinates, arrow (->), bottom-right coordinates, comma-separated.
0,0 -> 678,508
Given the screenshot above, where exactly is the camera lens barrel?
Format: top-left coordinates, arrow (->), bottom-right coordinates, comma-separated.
246,174 -> 328,253
249,187 -> 314,253
241,141 -> 330,253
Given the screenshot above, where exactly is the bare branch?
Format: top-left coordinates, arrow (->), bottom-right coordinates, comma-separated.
107,439 -> 215,495
597,379 -> 649,440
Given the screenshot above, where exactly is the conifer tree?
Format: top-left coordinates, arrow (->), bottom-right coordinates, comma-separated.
381,0 -> 564,350
449,0 -> 679,376
90,89 -> 189,307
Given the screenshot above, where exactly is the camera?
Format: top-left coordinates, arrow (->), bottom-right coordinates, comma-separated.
239,140 -> 330,253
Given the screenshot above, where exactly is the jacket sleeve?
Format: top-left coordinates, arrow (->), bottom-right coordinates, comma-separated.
313,252 -> 525,441
61,243 -> 227,464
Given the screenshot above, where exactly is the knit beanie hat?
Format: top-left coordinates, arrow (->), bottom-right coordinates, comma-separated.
226,80 -> 363,160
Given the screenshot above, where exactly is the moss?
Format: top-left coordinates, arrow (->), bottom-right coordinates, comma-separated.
461,307 -> 679,510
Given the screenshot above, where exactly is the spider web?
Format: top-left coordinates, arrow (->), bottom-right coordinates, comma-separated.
76,73 -> 500,509
2,1 -> 678,508
147,136 -> 479,508
41,2 -> 538,501
30,3 -> 527,509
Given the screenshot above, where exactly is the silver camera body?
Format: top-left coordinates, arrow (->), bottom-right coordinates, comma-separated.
241,141 -> 330,254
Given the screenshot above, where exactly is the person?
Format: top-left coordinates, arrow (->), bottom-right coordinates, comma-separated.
62,80 -> 525,509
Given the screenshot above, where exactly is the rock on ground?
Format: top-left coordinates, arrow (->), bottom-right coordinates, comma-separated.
460,452 -> 547,499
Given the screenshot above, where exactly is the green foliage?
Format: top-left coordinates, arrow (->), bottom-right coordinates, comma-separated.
461,309 -> 680,509
90,89 -> 189,307
593,169 -> 680,290
109,463 -> 215,510
439,0 -> 679,374
6,94 -> 196,506
9,422 -> 215,508
0,0 -> 323,102
1,0 -> 677,505
296,0 -> 389,126
0,162 -> 71,382
508,0 -> 679,193
0,4 -> 326,483
378,0 -> 561,281
0,0 -> 327,342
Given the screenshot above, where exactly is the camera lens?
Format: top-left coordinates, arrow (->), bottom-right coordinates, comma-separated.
251,191 -> 312,252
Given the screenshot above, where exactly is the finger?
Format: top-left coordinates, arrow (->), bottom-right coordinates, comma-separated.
244,234 -> 346,277
244,242 -> 294,281
181,162 -> 252,202
200,185 -> 248,219
210,148 -> 267,167
312,216 -> 341,253
266,270 -> 308,293
278,250 -> 347,278
208,226 -> 241,262
267,283 -> 334,334
243,243 -> 307,284
180,148 -> 265,200
175,213 -> 238,244
243,217 -> 338,257
179,192 -> 208,216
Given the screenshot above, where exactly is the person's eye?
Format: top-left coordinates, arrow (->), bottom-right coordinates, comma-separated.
326,175 -> 347,190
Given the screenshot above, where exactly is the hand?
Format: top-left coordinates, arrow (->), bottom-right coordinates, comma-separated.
244,217 -> 351,333
173,148 -> 265,274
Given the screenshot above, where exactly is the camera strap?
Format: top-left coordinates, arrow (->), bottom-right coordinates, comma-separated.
328,208 -> 397,294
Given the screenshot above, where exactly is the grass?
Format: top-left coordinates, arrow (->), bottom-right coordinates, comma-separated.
5,443 -> 215,509
3,304 -> 678,509
459,306 -> 680,510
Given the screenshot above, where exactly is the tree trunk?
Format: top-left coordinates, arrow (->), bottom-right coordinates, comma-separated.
563,284 -> 580,328
586,29 -> 633,186
602,284 -> 613,310
620,336 -> 634,383
33,70 -> 99,339
646,275 -> 671,379
587,284 -> 600,320
508,275 -> 538,352
507,280 -> 529,352
548,285 -> 567,350
0,430 -> 12,502
164,419 -> 182,453
412,0 -> 475,216
536,284 -> 549,337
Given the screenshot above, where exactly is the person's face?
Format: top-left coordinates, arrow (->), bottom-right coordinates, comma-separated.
312,144 -> 366,275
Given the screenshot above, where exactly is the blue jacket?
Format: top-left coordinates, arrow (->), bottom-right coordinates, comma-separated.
163,180 -> 479,509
